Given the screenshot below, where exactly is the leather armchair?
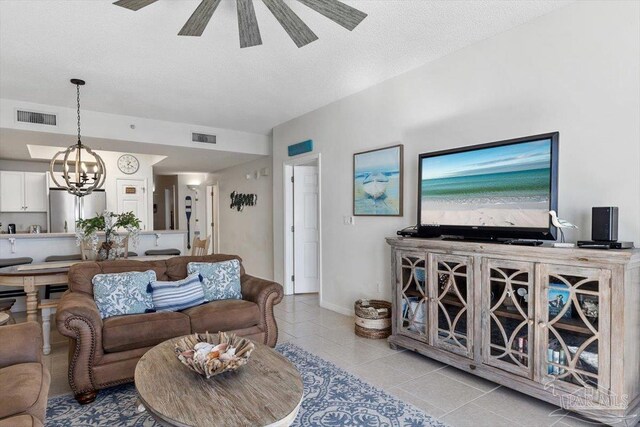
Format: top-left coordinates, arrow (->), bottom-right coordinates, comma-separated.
0,322 -> 51,427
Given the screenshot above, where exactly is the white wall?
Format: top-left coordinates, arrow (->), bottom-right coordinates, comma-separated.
0,159 -> 49,173
168,161 -> 274,280
97,150 -> 158,230
211,157 -> 274,280
0,99 -> 270,156
272,1 -> 640,314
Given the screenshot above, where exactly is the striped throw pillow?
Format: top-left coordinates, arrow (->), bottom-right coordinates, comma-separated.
148,273 -> 206,312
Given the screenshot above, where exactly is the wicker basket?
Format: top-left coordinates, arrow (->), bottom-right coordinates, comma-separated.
354,299 -> 392,339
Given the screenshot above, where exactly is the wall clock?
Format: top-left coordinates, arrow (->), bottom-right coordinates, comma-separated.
118,154 -> 139,175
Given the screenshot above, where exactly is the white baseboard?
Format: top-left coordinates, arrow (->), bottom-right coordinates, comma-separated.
319,299 -> 354,317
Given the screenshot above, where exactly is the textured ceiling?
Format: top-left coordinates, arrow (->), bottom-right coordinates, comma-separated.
0,0 -> 570,135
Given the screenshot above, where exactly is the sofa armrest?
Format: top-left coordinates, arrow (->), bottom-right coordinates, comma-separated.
241,275 -> 283,347
55,292 -> 103,340
0,322 -> 42,369
241,275 -> 284,307
55,291 -> 104,395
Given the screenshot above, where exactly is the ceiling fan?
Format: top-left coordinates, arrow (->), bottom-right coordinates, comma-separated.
112,0 -> 367,48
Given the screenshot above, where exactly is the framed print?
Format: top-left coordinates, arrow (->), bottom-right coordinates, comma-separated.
353,144 -> 403,216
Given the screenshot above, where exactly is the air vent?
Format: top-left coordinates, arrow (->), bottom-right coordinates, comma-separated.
192,132 -> 216,144
16,109 -> 57,126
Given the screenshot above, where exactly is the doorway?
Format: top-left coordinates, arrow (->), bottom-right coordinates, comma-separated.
284,154 -> 322,296
116,178 -> 148,230
205,184 -> 219,254
152,175 -> 178,230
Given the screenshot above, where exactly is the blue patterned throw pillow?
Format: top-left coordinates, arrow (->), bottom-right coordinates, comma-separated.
148,273 -> 206,312
187,260 -> 242,302
92,270 -> 156,319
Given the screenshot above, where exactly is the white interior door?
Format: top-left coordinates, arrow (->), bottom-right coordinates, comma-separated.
206,185 -> 219,254
117,178 -> 148,230
293,165 -> 319,294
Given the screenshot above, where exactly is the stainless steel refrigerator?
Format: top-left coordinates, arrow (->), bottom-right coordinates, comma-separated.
49,188 -> 106,233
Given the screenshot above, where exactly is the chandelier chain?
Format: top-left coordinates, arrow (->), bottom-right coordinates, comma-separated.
76,83 -> 81,144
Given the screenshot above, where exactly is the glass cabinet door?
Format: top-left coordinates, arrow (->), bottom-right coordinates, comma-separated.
430,254 -> 473,358
396,251 -> 429,342
482,259 -> 534,378
537,265 -> 611,403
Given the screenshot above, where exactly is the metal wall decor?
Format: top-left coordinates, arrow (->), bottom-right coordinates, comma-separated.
230,191 -> 257,212
49,79 -> 106,197
113,0 -> 367,49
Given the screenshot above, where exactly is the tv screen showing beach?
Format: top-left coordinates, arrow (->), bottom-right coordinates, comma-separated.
420,139 -> 552,228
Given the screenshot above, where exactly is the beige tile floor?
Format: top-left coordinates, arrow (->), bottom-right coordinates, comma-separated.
16,294 -> 606,426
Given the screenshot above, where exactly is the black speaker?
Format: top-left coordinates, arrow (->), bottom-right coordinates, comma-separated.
591,207 -> 618,242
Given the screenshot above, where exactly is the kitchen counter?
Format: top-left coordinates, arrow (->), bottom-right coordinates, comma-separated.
0,230 -> 189,262
0,230 -> 187,239
0,229 -> 190,312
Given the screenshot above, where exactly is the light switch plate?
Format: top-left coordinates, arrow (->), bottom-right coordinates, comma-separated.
343,216 -> 355,225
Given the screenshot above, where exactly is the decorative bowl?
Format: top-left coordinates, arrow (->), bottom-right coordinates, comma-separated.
174,331 -> 255,378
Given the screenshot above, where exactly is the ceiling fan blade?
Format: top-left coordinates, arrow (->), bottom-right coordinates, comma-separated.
112,0 -> 158,11
297,0 -> 366,31
263,0 -> 318,48
237,0 -> 263,48
178,0 -> 222,36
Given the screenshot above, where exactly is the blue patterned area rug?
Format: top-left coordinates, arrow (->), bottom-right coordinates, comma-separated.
46,343 -> 446,427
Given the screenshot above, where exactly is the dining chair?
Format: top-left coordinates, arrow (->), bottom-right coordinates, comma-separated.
191,236 -> 210,256
0,257 -> 33,325
43,254 -> 82,299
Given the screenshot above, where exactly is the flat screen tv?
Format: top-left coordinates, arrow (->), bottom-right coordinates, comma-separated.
418,132 -> 559,241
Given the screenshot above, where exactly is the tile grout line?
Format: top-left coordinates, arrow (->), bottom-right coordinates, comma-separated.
437,387 -> 506,421
279,297 -> 577,427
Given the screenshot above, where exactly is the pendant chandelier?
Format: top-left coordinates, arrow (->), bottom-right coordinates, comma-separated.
49,79 -> 106,197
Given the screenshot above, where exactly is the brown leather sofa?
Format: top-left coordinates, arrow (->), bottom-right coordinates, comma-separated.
55,254 -> 283,404
0,322 -> 51,427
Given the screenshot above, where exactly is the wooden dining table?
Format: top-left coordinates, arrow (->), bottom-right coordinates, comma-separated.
0,256 -> 173,323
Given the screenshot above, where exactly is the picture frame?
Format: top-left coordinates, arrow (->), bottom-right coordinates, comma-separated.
548,283 -> 572,320
353,144 -> 403,216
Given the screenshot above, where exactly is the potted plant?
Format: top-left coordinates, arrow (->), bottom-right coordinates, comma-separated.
76,211 -> 141,260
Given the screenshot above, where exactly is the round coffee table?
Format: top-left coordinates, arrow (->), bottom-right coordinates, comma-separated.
135,336 -> 304,427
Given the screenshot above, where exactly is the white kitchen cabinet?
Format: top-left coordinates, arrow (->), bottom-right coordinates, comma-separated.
0,171 -> 47,212
23,172 -> 48,212
0,171 -> 24,211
